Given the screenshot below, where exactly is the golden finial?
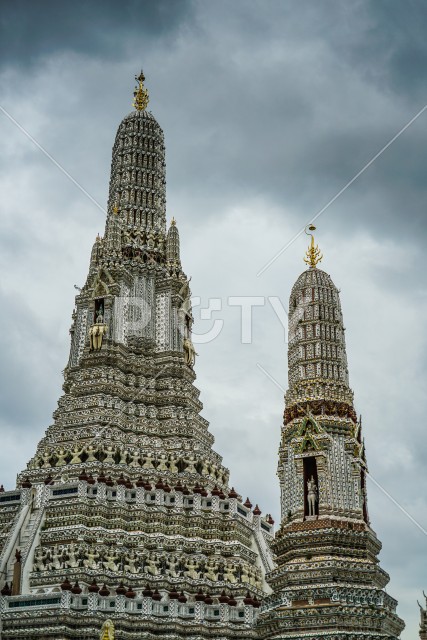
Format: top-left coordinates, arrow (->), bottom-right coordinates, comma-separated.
96,233 -> 101,243
133,70 -> 149,111
171,217 -> 176,226
304,225 -> 323,268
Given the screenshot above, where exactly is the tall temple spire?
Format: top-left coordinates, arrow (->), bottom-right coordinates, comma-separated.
287,232 -> 351,409
0,72 -> 274,640
257,233 -> 404,639
105,72 -> 166,246
166,217 -> 181,265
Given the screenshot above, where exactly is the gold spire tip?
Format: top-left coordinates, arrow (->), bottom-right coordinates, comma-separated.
171,217 -> 176,226
304,225 -> 323,268
133,69 -> 149,111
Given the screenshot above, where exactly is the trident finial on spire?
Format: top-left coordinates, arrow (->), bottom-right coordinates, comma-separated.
133,70 -> 149,111
304,225 -> 323,268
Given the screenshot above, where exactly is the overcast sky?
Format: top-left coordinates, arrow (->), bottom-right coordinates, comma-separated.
0,1 -> 426,636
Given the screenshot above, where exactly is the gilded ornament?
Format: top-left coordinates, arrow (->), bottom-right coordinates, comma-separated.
100,619 -> 115,640
133,70 -> 149,111
304,225 -> 323,268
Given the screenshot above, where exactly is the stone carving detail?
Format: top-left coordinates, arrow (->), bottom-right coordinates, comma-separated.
69,307 -> 89,367
155,292 -> 169,351
183,337 -> 197,368
32,542 -> 263,590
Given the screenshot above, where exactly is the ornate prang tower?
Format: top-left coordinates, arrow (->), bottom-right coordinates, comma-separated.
0,73 -> 274,639
257,228 -> 405,639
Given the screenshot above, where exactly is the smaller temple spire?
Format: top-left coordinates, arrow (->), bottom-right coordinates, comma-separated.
133,70 -> 149,111
304,224 -> 323,268
166,217 -> 181,265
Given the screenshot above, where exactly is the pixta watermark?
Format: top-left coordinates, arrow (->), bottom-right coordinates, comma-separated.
112,294 -> 306,345
190,296 -> 291,344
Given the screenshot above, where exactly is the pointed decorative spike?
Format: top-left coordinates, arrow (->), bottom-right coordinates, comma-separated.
304,225 -> 323,268
133,70 -> 149,111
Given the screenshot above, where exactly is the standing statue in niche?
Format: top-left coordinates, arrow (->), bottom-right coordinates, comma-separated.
90,306 -> 108,351
307,476 -> 318,517
95,304 -> 103,320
